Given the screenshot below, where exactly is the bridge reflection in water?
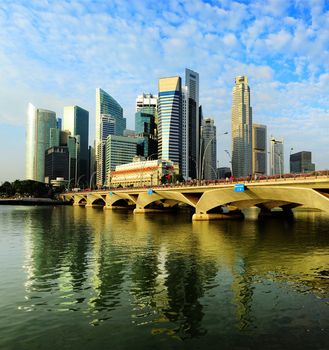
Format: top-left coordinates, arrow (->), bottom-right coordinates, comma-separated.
61,176 -> 329,220
14,206 -> 329,349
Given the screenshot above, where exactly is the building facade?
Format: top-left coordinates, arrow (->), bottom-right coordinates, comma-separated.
201,118 -> 217,180
44,146 -> 69,183
270,137 -> 284,175
290,151 -> 315,173
181,85 -> 189,179
105,135 -> 144,186
252,124 -> 267,175
63,105 -> 89,185
135,111 -> 157,158
26,103 -> 57,182
231,76 -> 252,178
158,76 -> 182,173
185,68 -> 200,180
109,159 -> 178,188
136,93 -> 158,121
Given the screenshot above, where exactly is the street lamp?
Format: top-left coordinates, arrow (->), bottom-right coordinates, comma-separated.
200,132 -> 228,182
89,171 -> 96,190
224,149 -> 233,177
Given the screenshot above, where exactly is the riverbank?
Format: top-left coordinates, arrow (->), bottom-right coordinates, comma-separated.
0,198 -> 68,205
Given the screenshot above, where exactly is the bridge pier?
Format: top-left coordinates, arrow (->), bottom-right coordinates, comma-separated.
192,209 -> 244,221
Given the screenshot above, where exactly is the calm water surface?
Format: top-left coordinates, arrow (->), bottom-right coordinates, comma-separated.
0,205 -> 329,349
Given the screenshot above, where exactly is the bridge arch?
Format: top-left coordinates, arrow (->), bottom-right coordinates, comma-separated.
195,187 -> 329,214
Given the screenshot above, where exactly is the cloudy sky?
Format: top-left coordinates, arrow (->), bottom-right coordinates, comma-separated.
0,0 -> 328,182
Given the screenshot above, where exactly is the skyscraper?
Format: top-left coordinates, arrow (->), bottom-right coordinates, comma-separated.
26,103 -> 57,182
181,85 -> 189,178
185,68 -> 200,180
96,114 -> 116,186
63,105 -> 89,185
201,118 -> 217,180
252,124 -> 267,175
231,76 -> 252,178
136,93 -> 158,118
95,88 -> 126,186
135,111 -> 157,158
270,137 -> 284,175
290,151 -> 315,173
158,76 -> 182,172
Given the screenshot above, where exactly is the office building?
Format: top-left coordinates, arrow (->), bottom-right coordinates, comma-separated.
136,93 -> 158,121
105,135 -> 144,186
44,146 -> 69,183
96,114 -> 116,186
252,124 -> 267,175
26,103 -> 57,182
270,137 -> 284,175
201,118 -> 217,180
63,106 -> 89,185
185,68 -> 200,180
231,76 -> 252,178
135,111 -> 157,158
158,76 -> 182,173
181,85 -> 189,178
217,167 -> 231,179
290,151 -> 315,173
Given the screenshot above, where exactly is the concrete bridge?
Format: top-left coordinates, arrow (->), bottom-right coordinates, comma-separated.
60,176 -> 329,220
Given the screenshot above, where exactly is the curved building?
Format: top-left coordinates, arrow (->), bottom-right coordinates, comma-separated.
26,103 -> 57,182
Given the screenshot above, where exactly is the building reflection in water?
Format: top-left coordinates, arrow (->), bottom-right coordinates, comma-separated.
20,206 -> 329,340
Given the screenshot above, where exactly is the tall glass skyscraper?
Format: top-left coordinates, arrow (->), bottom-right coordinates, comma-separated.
185,68 -> 200,180
158,76 -> 182,172
252,124 -> 267,175
26,103 -> 57,182
231,76 -> 252,178
96,88 -> 126,186
270,137 -> 284,175
201,118 -> 217,180
63,105 -> 89,185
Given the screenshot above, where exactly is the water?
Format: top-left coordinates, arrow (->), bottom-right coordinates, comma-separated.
0,205 -> 329,350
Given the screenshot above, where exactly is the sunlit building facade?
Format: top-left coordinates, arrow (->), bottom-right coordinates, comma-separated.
231,76 -> 252,178
25,103 -> 57,182
158,76 -> 182,173
63,105 -> 89,185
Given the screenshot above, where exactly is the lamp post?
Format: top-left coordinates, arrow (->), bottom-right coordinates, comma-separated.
289,147 -> 294,173
89,171 -> 96,190
76,175 -> 85,188
200,132 -> 228,182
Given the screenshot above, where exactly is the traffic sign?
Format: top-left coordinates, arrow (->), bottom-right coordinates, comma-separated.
234,184 -> 245,192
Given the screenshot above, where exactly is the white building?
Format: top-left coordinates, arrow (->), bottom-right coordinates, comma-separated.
108,159 -> 179,188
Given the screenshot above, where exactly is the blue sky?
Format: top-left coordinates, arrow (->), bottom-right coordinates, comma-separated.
0,0 -> 329,182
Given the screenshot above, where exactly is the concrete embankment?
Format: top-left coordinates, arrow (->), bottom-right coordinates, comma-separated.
0,198 -> 69,206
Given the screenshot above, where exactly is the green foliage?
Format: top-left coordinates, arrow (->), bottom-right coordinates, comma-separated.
0,180 -> 53,198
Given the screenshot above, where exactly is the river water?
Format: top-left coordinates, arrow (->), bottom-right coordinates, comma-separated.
0,205 -> 328,349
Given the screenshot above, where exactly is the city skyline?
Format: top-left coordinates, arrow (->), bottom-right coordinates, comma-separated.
1,0 -> 329,182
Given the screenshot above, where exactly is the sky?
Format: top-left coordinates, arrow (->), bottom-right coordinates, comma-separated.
0,0 -> 329,182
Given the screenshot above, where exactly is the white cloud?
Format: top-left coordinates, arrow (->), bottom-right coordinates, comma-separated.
0,0 -> 328,180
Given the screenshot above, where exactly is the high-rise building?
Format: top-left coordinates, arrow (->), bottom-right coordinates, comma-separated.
96,114 -> 116,186
201,118 -> 217,180
44,146 -> 69,183
252,124 -> 267,175
231,76 -> 252,178
181,85 -> 189,178
135,111 -> 157,158
136,93 -> 158,118
105,135 -> 144,186
270,137 -> 284,175
158,76 -> 182,172
63,105 -> 89,185
96,88 -> 126,186
290,151 -> 315,173
26,103 -> 57,182
185,68 -> 200,180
